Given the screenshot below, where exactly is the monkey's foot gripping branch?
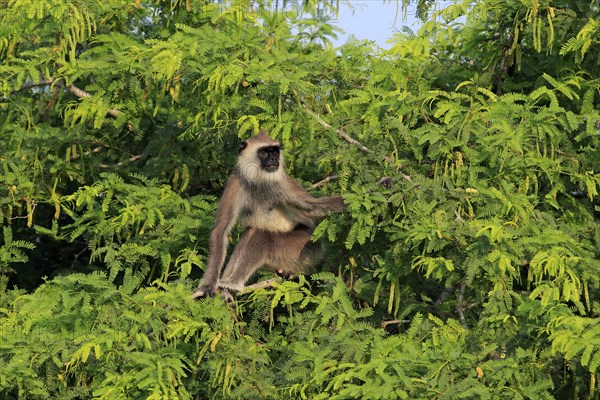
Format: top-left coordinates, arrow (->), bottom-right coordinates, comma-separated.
191,288 -> 208,300
191,277 -> 285,301
190,286 -> 234,302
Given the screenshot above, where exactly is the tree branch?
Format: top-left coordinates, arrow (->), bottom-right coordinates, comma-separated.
16,79 -> 56,92
307,174 -> 339,191
65,83 -> 125,120
302,105 -> 372,154
16,78 -> 132,130
99,154 -> 143,169
382,319 -> 411,328
301,103 -> 411,182
435,284 -> 457,305
239,277 -> 283,294
457,279 -> 468,328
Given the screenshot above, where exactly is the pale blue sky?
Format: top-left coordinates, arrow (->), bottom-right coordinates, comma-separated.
331,1 -> 423,48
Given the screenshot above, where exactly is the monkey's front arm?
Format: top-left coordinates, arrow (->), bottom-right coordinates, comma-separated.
194,176 -> 242,296
285,179 -> 346,217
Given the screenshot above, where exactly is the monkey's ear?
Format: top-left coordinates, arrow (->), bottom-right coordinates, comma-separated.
239,140 -> 248,154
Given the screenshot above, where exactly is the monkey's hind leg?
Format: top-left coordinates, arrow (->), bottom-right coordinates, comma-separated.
218,228 -> 268,293
218,228 -> 323,294
265,228 -> 324,278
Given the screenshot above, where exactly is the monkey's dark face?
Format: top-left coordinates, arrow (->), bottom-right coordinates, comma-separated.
257,145 -> 281,172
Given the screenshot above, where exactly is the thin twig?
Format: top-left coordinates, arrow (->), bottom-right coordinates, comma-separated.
301,104 -> 413,182
99,154 -> 143,168
16,79 -> 56,92
457,279 -> 468,328
382,319 -> 411,328
435,284 -> 457,305
69,246 -> 89,269
302,106 -> 372,154
307,174 -> 339,191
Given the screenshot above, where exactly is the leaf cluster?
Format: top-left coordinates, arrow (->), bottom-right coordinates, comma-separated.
1,0 -> 600,398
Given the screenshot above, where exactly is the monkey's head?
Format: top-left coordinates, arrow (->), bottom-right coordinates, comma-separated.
237,130 -> 284,183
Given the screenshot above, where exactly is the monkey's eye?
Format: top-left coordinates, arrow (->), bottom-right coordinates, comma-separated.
239,140 -> 248,154
258,150 -> 267,158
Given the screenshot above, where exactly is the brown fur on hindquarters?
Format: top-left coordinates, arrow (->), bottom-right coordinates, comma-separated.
217,226 -> 323,293
194,130 -> 345,297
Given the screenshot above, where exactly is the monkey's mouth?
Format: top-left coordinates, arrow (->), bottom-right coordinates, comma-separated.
264,164 -> 279,172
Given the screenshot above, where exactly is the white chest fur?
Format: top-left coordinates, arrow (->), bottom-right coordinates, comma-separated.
241,205 -> 296,232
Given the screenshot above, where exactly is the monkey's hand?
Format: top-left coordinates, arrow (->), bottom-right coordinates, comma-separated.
297,195 -> 346,217
329,196 -> 347,213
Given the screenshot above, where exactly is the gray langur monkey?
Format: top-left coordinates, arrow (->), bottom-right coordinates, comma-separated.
194,130 -> 346,297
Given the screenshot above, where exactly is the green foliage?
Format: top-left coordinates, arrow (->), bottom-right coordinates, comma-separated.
60,172 -> 213,283
549,315 -> 600,371
0,273 -> 558,400
1,0 -> 600,398
0,226 -> 35,277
